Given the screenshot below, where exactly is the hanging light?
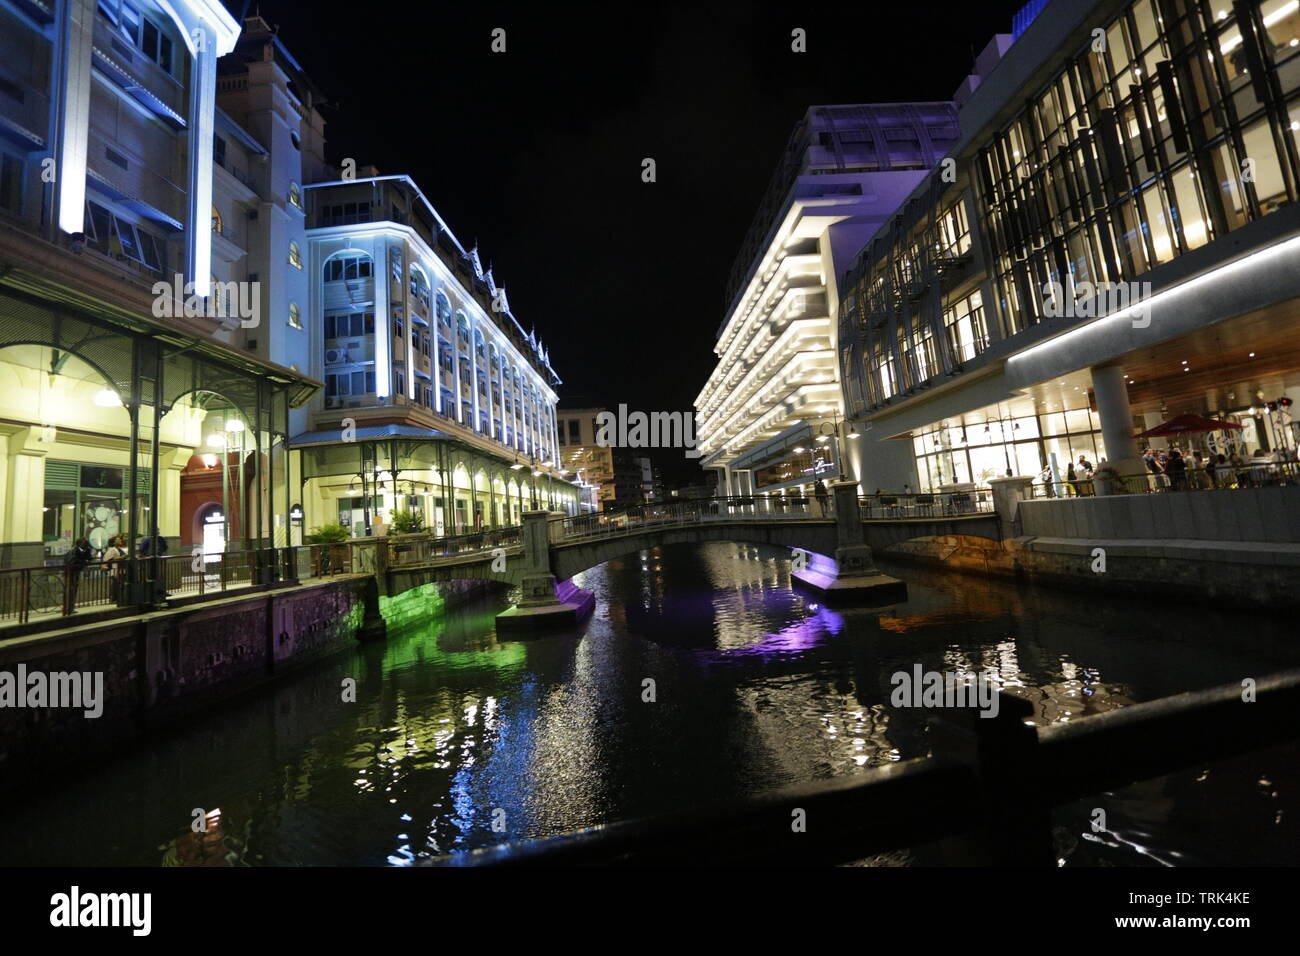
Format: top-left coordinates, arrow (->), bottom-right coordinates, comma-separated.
225,419 -> 245,433
94,388 -> 122,407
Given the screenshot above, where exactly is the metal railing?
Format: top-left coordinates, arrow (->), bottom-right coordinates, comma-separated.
0,528 -> 537,627
548,493 -> 994,545
859,489 -> 994,518
383,527 -> 522,566
1031,459 -> 1300,498
434,666 -> 1300,866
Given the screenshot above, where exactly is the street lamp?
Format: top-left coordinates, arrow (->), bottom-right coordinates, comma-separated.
814,410 -> 852,481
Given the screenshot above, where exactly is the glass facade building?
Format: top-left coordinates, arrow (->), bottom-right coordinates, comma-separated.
840,0 -> 1300,493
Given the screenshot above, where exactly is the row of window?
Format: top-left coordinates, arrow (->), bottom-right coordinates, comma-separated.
84,199 -> 165,272
844,0 -> 1300,410
98,0 -> 175,76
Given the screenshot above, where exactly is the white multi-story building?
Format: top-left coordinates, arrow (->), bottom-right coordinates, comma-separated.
0,0 -> 319,581
694,104 -> 960,500
296,173 -> 575,536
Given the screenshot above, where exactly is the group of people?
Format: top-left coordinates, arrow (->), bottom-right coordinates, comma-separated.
61,531 -> 168,609
1041,445 -> 1290,495
1164,447 -> 1292,490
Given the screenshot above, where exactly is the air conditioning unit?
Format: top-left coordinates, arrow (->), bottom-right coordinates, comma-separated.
325,348 -> 349,365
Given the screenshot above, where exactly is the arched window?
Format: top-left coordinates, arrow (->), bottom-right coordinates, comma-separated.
323,251 -> 374,282
435,292 -> 451,325
409,265 -> 430,310
211,205 -> 223,235
288,241 -> 302,269
288,302 -> 302,329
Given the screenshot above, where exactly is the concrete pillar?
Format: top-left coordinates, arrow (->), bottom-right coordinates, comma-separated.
988,475 -> 1034,539
496,509 -> 594,633
517,508 -> 556,606
791,480 -> 906,603
1091,365 -> 1141,472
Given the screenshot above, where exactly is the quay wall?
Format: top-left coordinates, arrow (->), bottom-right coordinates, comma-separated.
0,576 -> 498,796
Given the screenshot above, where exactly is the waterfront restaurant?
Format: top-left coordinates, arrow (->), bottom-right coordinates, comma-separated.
839,0 -> 1300,497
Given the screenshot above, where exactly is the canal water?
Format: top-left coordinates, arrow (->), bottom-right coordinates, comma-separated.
0,541 -> 1296,866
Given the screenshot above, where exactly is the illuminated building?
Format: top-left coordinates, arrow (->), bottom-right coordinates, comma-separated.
297,173 -> 575,534
0,0 -> 315,578
840,0 -> 1300,492
694,104 -> 960,500
556,406 -> 643,510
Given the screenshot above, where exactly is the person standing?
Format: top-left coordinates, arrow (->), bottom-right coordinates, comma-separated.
1166,450 -> 1188,490
814,478 -> 830,518
63,537 -> 94,613
101,534 -> 127,603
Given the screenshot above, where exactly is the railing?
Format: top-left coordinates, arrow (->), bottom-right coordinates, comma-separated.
859,489 -> 994,518
1030,459 -> 1300,498
547,493 -> 995,544
384,527 -> 522,566
434,666 -> 1300,866
0,528 -> 537,627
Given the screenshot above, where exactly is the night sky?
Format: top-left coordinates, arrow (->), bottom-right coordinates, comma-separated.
225,0 -> 1027,481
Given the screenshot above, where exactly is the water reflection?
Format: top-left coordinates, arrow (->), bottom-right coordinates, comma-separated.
0,541 -> 1295,867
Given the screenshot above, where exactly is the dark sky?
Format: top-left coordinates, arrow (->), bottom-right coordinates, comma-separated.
225,0 -> 1027,481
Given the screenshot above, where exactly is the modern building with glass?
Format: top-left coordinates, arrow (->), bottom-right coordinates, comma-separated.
694,103 -> 961,500
840,0 -> 1300,494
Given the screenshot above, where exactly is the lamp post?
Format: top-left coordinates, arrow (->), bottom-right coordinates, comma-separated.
815,410 -> 858,481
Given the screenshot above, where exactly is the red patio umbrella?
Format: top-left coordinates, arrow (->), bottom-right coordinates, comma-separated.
1134,413 -> 1244,438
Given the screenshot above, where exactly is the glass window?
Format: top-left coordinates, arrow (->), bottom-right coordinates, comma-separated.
113,217 -> 140,260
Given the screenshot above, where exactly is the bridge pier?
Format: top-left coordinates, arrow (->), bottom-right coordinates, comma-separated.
792,481 -> 907,604
496,511 -> 595,635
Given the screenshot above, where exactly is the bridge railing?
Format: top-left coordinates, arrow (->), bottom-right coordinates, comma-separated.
383,526 -> 523,566
858,489 -> 994,519
549,496 -> 830,542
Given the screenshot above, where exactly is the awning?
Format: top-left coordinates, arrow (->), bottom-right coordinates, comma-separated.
92,46 -> 186,130
0,114 -> 44,151
289,423 -> 456,448
86,168 -> 184,233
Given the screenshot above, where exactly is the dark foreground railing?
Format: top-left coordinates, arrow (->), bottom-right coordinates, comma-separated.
431,668 -> 1300,866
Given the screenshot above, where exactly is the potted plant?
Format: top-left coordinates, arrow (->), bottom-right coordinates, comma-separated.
388,509 -> 425,535
306,521 -> 350,575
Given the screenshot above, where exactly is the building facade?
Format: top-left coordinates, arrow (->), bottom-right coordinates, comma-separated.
0,0 -> 317,588
556,406 -> 646,510
296,173 -> 575,538
694,104 -> 961,500
0,2 -> 575,608
840,0 -> 1300,493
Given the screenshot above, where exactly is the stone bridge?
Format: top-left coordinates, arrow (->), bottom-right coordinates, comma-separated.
368,480 -> 1009,635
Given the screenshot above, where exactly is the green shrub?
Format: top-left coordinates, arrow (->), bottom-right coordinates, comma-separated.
389,509 -> 425,534
306,521 -> 350,544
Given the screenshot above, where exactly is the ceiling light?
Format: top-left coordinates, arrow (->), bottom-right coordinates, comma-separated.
93,388 -> 122,407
